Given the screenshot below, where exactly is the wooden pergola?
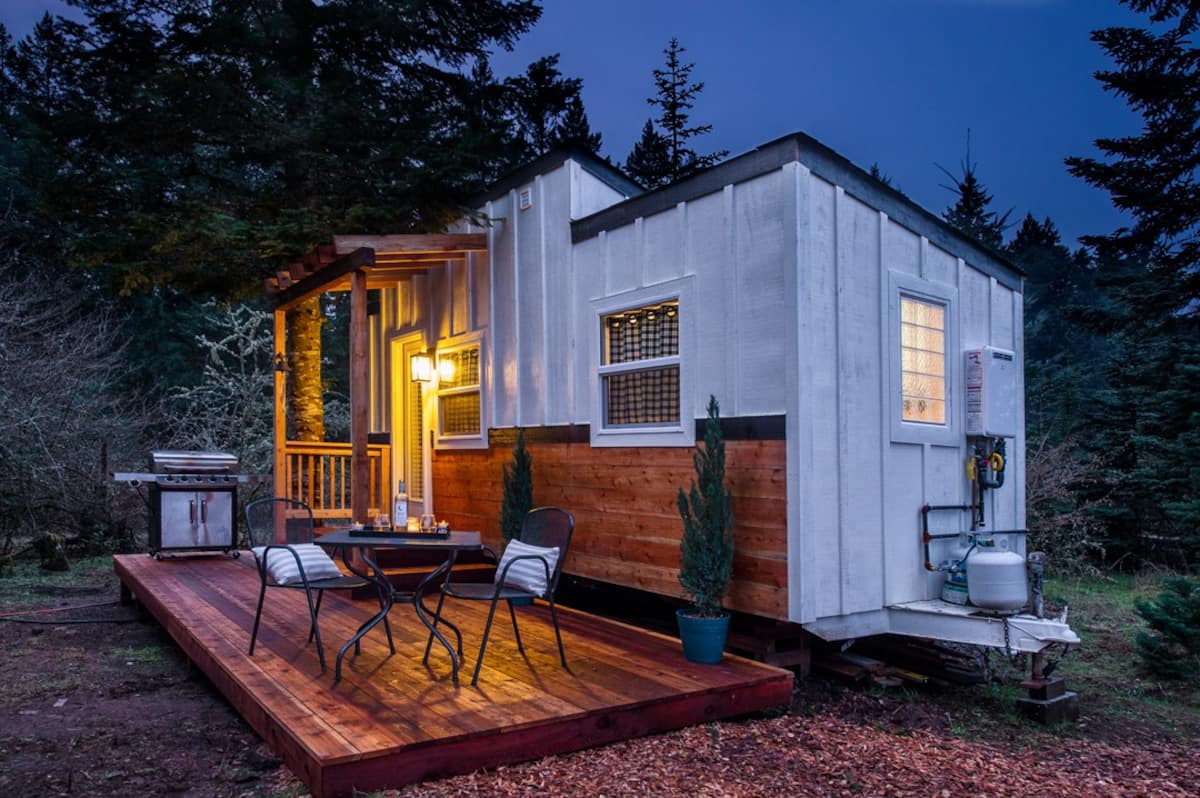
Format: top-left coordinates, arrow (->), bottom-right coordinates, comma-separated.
266,233 -> 487,522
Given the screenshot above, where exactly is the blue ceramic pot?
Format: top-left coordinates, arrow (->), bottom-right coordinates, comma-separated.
676,609 -> 730,663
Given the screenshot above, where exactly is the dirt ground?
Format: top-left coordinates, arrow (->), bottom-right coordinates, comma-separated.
1,564 -> 1198,798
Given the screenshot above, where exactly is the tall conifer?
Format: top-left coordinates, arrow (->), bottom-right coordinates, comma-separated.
625,38 -> 726,189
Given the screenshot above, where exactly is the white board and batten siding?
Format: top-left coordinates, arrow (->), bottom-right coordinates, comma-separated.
394,139 -> 1025,631
562,149 -> 1025,628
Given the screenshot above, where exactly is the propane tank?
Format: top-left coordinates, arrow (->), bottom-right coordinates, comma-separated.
966,537 -> 1028,613
939,536 -> 972,605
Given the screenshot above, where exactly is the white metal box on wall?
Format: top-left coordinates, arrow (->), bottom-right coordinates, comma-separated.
964,347 -> 1018,437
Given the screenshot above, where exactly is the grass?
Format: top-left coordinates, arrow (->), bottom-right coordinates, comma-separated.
1042,573 -> 1200,738
0,555 -> 119,609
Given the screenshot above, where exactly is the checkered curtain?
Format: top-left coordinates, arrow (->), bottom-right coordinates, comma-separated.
604,303 -> 679,425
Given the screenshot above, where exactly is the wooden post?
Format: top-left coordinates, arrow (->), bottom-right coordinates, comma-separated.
273,309 -> 288,542
350,269 -> 369,524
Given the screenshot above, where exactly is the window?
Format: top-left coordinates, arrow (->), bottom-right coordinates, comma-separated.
601,301 -> 680,427
590,278 -> 694,448
436,343 -> 483,441
900,296 -> 946,425
889,272 -> 957,446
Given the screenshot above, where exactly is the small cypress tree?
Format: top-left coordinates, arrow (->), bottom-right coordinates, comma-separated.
677,396 -> 734,618
499,428 -> 533,544
1134,576 -> 1200,681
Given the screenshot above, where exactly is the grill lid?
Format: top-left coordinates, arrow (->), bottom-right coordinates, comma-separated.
150,450 -> 239,474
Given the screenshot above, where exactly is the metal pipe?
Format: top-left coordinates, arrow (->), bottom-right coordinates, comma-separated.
921,504 -> 974,571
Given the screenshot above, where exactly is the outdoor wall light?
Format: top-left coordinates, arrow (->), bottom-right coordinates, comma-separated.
410,352 -> 433,383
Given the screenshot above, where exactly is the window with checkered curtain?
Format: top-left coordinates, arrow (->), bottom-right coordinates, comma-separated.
601,301 -> 680,426
438,346 -> 482,436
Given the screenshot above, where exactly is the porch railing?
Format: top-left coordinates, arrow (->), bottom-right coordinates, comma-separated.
281,441 -> 391,520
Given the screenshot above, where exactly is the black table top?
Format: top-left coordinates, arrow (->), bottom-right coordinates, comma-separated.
317,528 -> 482,550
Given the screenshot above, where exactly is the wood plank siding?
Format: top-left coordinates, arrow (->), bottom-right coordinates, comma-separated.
433,436 -> 789,620
114,554 -> 792,798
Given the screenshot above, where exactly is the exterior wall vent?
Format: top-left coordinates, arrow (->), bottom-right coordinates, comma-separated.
518,187 -> 533,211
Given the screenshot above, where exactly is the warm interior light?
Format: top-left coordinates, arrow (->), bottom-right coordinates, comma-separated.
438,356 -> 456,383
410,352 -> 433,382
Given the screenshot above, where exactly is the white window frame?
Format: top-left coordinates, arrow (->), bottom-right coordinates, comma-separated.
888,272 -> 958,446
434,330 -> 488,450
590,277 -> 696,448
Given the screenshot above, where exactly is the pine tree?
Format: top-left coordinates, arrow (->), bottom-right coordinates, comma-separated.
625,119 -> 672,189
500,428 -> 533,544
508,54 -> 598,158
677,396 -> 734,618
554,94 -> 602,152
1134,576 -> 1200,681
0,0 -> 544,298
939,137 -> 1010,249
1064,0 -> 1200,564
625,38 -> 727,189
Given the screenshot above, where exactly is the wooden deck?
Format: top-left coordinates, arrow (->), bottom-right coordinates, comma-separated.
114,554 -> 793,798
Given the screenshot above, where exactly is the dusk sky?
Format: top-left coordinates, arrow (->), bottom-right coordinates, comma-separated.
2,0 -> 1143,248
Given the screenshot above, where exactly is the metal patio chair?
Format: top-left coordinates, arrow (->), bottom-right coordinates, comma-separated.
425,507 -> 574,685
244,497 -> 393,673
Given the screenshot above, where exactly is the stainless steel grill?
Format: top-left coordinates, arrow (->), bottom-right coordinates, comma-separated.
113,450 -> 267,558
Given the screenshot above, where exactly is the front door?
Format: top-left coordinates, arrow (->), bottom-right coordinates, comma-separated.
390,334 -> 431,518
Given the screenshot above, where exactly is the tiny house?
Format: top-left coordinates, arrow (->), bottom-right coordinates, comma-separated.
267,132 -> 1079,661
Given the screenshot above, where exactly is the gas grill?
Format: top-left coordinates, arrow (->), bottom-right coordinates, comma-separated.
113,450 -> 268,558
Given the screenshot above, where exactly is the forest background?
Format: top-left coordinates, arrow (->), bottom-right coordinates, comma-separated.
0,0 -> 1198,583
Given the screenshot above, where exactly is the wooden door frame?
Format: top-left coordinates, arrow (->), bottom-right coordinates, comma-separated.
389,332 -> 433,514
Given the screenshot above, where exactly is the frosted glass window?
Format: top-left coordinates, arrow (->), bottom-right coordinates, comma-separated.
900,296 -> 946,424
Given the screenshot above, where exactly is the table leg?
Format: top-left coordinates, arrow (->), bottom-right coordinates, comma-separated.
413,551 -> 465,686
333,546 -> 393,685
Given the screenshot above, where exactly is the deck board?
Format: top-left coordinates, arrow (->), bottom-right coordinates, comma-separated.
114,553 -> 793,798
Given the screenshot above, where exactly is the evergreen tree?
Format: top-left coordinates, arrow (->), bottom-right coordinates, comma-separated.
1065,0 -> 1200,564
939,139 -> 1011,249
626,38 -> 727,189
508,54 -> 596,158
625,119 -> 672,189
555,94 -> 602,152
868,162 -> 893,188
500,428 -> 533,544
677,396 -> 734,618
1,0 -> 543,298
0,1 -> 547,437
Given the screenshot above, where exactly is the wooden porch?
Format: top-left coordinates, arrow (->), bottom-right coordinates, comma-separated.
114,554 -> 794,798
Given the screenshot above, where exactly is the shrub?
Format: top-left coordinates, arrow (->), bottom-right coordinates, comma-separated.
677,396 -> 734,618
1134,576 -> 1200,681
499,428 -> 532,544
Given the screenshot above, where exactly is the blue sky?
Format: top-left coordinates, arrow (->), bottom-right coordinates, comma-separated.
3,0 -> 1143,247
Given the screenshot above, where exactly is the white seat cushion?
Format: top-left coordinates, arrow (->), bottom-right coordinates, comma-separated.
252,543 -> 343,585
495,539 -> 560,597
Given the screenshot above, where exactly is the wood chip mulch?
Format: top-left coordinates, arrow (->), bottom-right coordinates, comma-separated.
379,712 -> 1198,798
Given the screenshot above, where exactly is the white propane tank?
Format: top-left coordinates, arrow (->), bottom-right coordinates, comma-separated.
967,538 -> 1028,613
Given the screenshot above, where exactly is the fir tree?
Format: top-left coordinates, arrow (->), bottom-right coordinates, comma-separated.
1064,0 -> 1200,563
939,136 -> 1011,249
677,396 -> 734,618
626,38 -> 727,189
500,428 -> 533,544
554,94 -> 602,152
507,54 -> 598,158
625,119 -> 672,189
1134,576 -> 1200,681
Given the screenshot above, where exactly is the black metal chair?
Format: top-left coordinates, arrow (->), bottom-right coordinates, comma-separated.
426,507 -> 574,685
244,497 -> 393,673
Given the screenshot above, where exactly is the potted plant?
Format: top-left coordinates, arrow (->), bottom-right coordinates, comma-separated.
676,395 -> 735,663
